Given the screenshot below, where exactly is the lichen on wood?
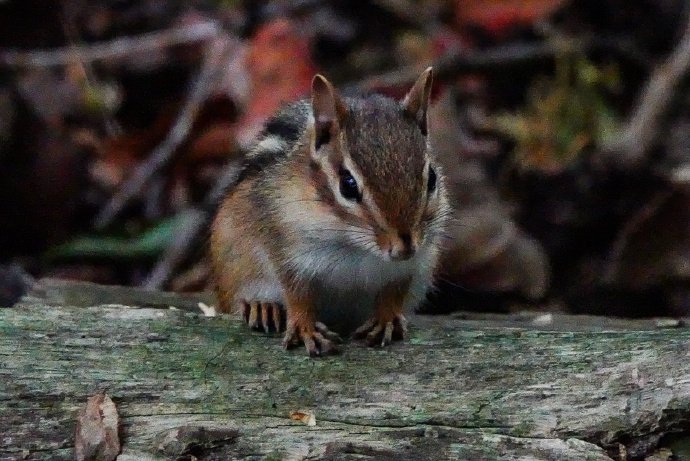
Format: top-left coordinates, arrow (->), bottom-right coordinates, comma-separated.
1,280 -> 689,460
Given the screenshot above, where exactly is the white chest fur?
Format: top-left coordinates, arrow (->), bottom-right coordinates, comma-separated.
286,240 -> 432,293
285,238 -> 436,331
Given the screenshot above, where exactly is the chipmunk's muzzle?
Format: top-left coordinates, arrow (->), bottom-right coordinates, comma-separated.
378,231 -> 418,261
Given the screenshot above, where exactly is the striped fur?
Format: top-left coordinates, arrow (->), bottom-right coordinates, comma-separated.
211,70 -> 449,336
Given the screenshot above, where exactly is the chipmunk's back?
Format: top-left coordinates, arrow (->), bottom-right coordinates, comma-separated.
236,101 -> 311,183
211,69 -> 447,357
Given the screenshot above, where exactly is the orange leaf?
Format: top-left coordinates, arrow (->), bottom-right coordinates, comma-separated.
289,410 -> 316,426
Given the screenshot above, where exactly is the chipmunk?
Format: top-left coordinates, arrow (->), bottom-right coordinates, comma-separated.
210,68 -> 449,356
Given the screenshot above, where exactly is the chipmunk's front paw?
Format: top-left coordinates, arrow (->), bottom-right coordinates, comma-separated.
353,313 -> 408,347
282,320 -> 342,357
241,300 -> 285,333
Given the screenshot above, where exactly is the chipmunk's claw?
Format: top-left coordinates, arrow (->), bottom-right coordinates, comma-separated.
241,301 -> 285,333
353,314 -> 408,347
283,320 -> 340,357
315,322 -> 343,343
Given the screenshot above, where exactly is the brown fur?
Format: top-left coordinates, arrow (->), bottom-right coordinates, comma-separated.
374,278 -> 411,322
210,68 -> 446,356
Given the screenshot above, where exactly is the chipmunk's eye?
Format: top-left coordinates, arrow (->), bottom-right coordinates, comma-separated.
427,166 -> 437,193
339,169 -> 361,202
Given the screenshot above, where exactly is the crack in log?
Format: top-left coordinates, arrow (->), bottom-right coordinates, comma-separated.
5,285 -> 690,460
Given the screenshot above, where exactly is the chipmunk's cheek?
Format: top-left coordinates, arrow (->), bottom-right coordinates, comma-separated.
348,232 -> 377,254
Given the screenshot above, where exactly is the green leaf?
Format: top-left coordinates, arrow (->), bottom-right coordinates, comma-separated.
47,216 -> 183,261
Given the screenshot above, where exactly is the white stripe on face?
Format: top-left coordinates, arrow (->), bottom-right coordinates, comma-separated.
340,151 -> 393,232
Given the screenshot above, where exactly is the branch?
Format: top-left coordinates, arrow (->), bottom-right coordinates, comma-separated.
143,38 -> 649,288
0,22 -> 220,68
349,38 -> 649,94
603,14 -> 690,166
94,37 -> 238,229
349,42 -> 556,93
370,0 -> 438,29
143,163 -> 244,290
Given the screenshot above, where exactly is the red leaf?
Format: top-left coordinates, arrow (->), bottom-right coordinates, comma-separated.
455,0 -> 567,37
234,19 -> 316,147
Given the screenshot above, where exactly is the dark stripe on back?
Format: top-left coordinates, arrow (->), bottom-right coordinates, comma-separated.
232,101 -> 311,190
205,105 -> 306,214
262,116 -> 301,143
236,101 -> 309,185
235,147 -> 283,184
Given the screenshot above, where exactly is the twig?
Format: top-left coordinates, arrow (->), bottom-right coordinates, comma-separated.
370,0 -> 438,30
94,37 -> 236,229
144,42 -> 555,290
258,0 -> 327,20
603,189 -> 675,284
349,38 -> 649,94
143,207 -> 208,290
0,22 -> 220,68
145,37 -> 650,289
349,42 -> 556,94
143,163 -> 244,290
603,14 -> 690,167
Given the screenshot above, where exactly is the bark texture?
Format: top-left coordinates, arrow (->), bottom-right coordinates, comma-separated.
2,279 -> 690,460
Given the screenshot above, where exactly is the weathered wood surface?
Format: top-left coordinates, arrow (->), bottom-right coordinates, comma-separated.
2,280 -> 690,460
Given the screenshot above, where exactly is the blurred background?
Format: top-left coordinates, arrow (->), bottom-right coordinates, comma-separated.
2,0 -> 690,317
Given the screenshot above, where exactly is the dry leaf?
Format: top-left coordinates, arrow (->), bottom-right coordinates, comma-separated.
427,90 -> 549,303
455,0 -> 567,37
234,18 -> 315,148
75,392 -> 120,461
532,313 -> 554,326
289,410 -> 316,427
197,302 -> 217,317
655,318 -> 685,329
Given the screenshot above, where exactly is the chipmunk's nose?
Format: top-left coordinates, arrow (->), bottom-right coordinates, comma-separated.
389,232 -> 417,261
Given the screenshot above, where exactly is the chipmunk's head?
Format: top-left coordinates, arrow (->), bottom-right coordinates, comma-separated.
307,68 -> 447,262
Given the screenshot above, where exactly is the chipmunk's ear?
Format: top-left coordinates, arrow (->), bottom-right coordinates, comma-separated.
311,74 -> 348,151
402,67 -> 433,136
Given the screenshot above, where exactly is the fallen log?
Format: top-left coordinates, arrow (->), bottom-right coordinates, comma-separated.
1,279 -> 689,460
